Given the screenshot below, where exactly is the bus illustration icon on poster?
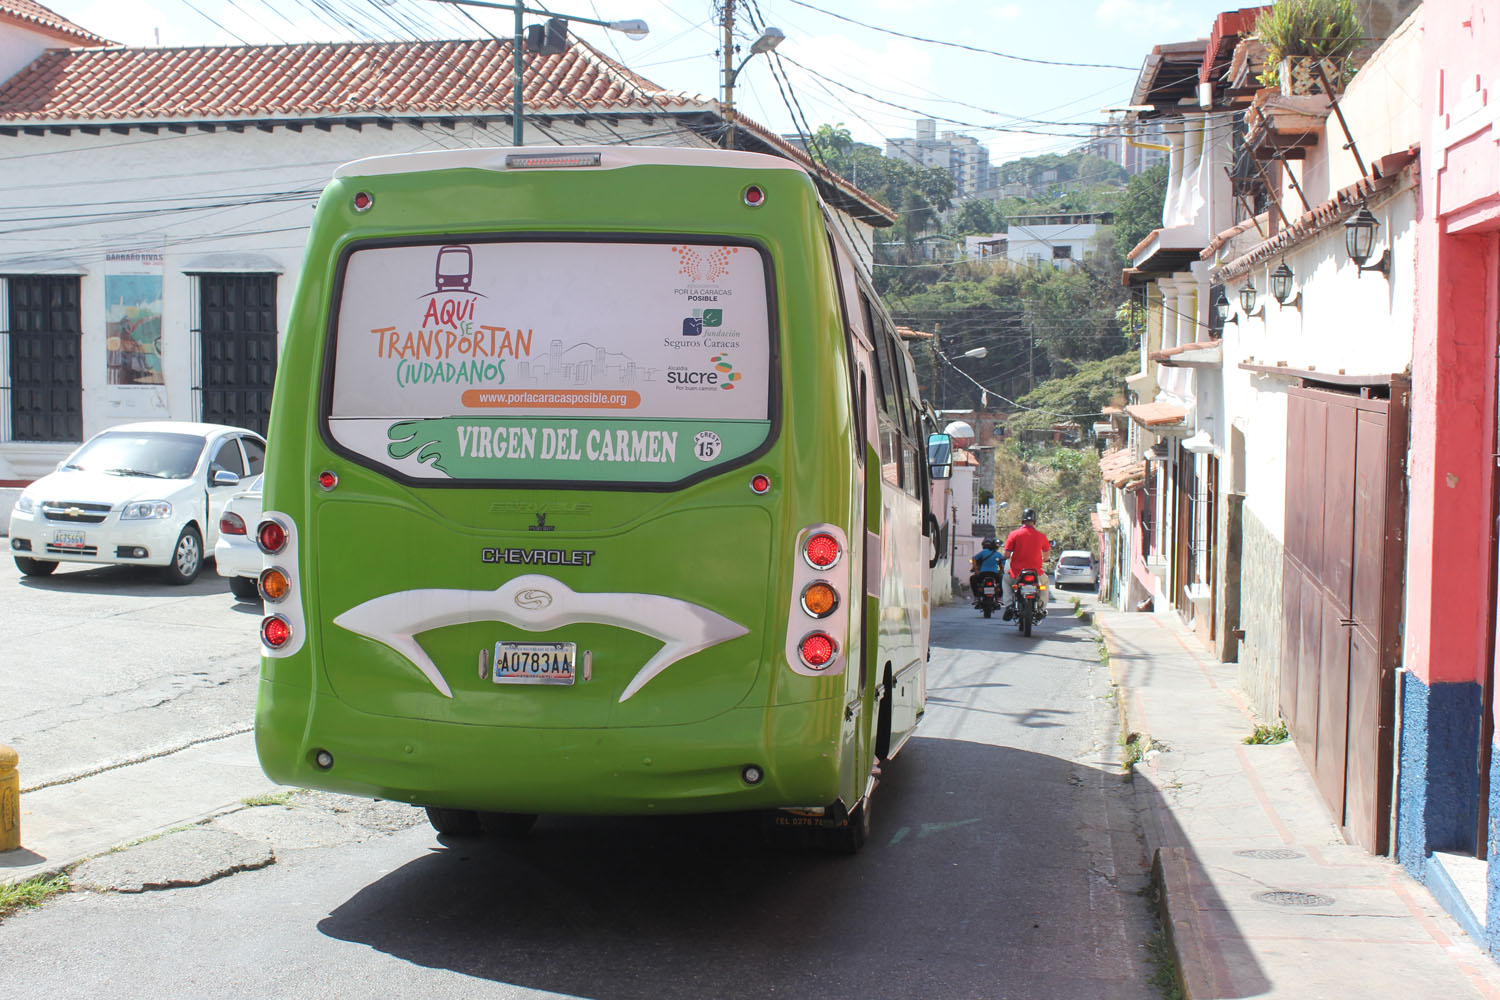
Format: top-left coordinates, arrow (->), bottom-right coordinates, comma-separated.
434,245 -> 473,292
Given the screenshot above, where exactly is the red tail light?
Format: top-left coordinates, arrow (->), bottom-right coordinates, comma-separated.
257,519 -> 287,554
261,615 -> 292,648
799,632 -> 837,668
804,532 -> 840,569
220,512 -> 246,535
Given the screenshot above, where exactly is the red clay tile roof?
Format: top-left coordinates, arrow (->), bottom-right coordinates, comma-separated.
0,33 -> 898,226
1148,339 -> 1222,365
1124,402 -> 1187,427
1099,447 -> 1148,489
0,0 -> 111,46
0,36 -> 698,122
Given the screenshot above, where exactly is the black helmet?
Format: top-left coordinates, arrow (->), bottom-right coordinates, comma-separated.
982,537 -> 999,550
1021,507 -> 1037,523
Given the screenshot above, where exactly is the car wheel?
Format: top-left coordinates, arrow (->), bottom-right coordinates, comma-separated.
229,575 -> 261,602
162,525 -> 204,585
14,555 -> 58,577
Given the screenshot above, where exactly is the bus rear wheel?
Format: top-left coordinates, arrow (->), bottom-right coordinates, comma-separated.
424,806 -> 482,837
824,798 -> 871,856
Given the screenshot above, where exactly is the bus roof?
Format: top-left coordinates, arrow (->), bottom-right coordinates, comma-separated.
333,145 -> 807,180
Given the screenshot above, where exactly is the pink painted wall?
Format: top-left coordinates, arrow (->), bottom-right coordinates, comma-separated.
1407,1 -> 1500,687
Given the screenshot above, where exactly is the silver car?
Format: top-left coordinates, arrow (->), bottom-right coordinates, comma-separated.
1053,549 -> 1098,589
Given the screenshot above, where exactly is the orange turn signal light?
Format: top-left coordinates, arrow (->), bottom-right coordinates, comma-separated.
260,568 -> 290,602
801,581 -> 838,619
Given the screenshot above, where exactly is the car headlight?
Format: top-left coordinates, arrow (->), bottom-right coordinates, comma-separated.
120,500 -> 172,520
14,495 -> 35,514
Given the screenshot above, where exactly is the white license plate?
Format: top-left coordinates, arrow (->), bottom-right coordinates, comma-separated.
52,529 -> 87,548
982,584 -> 996,595
493,641 -> 576,685
1020,584 -> 1038,596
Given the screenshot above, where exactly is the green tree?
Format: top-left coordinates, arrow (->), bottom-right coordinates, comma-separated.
1112,161 -> 1169,257
1004,351 -> 1136,435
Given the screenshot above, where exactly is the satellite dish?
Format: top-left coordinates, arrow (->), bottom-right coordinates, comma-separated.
943,420 -> 975,448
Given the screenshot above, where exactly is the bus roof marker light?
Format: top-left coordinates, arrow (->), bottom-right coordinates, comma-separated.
505,152 -> 602,169
743,185 -> 766,207
352,191 -> 373,212
318,470 -> 338,491
750,474 -> 771,494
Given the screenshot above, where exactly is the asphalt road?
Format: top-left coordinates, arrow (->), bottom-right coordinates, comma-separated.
1,581 -> 1156,1000
1,560 -> 261,789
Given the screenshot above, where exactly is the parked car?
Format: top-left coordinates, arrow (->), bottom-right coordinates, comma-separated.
1053,549 -> 1098,589
8,421 -> 266,585
214,476 -> 264,602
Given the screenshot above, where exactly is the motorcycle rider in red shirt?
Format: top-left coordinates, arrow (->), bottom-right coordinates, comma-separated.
1001,507 -> 1051,620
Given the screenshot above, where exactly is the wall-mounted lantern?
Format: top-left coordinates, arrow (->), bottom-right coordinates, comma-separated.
1344,207 -> 1390,277
1213,287 -> 1234,326
1239,280 -> 1261,316
1270,261 -> 1301,309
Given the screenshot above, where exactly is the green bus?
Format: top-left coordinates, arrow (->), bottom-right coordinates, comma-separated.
253,146 -> 938,851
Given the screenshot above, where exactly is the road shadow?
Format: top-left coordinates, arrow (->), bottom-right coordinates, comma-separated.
317,734 -> 1267,999
15,561 -> 229,598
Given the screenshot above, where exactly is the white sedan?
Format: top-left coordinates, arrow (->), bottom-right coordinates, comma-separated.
214,478 -> 264,602
8,421 -> 266,585
1053,550 -> 1099,589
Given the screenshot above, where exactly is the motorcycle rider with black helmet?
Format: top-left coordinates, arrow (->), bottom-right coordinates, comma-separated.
969,536 -> 1004,607
1001,507 -> 1052,620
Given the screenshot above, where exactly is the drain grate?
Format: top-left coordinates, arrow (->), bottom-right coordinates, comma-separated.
1255,890 -> 1334,907
1234,848 -> 1305,860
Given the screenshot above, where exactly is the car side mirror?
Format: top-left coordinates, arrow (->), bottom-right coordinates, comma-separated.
212,469 -> 242,487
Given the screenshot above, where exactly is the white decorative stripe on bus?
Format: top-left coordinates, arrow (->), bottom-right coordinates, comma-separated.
333,574 -> 749,701
866,530 -> 882,599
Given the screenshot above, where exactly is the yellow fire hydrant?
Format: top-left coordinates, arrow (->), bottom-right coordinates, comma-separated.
0,742 -> 19,852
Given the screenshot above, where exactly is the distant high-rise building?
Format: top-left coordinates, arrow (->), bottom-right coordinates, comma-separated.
885,118 -> 992,199
1078,120 -> 1168,176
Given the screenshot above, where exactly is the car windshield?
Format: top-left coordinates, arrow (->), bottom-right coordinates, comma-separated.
1060,556 -> 1091,567
63,431 -> 207,479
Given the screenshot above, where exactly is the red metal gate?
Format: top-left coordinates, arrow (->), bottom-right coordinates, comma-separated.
1279,381 -> 1407,853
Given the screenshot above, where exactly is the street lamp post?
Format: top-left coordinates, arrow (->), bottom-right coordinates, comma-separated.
422,0 -> 648,146
721,22 -> 785,149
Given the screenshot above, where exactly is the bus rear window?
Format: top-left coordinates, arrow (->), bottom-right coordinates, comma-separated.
326,239 -> 773,485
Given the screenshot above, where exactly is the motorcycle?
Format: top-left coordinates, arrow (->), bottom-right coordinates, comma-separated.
975,571 -> 1001,618
1013,568 -> 1047,637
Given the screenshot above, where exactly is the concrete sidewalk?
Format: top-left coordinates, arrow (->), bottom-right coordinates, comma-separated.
1,730 -> 279,887
1097,603 -> 1500,999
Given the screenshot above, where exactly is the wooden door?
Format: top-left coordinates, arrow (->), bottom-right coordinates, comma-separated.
1281,384 -> 1405,853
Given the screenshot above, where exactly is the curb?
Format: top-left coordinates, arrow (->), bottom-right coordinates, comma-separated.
1,799 -> 260,889
1094,613 -> 1205,1000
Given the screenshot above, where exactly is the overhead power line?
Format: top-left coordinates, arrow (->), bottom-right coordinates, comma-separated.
786,0 -> 1137,71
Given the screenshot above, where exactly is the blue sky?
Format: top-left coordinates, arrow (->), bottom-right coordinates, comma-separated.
37,0 -> 1251,163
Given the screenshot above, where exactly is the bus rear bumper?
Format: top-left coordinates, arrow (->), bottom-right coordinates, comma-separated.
255,677 -> 843,815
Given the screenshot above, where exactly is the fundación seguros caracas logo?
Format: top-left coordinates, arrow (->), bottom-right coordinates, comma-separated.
680,308 -> 723,337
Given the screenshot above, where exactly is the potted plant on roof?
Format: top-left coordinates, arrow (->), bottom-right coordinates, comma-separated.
1254,0 -> 1362,96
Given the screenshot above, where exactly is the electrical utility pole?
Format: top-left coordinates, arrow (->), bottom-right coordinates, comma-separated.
721,1 -> 736,149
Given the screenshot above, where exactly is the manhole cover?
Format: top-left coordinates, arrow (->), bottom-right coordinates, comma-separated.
1255,890 -> 1334,907
1234,848 -> 1305,860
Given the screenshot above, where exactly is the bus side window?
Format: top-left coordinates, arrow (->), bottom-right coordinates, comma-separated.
861,294 -> 904,488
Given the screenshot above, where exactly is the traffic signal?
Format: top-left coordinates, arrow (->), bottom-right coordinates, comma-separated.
525,17 -> 568,55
